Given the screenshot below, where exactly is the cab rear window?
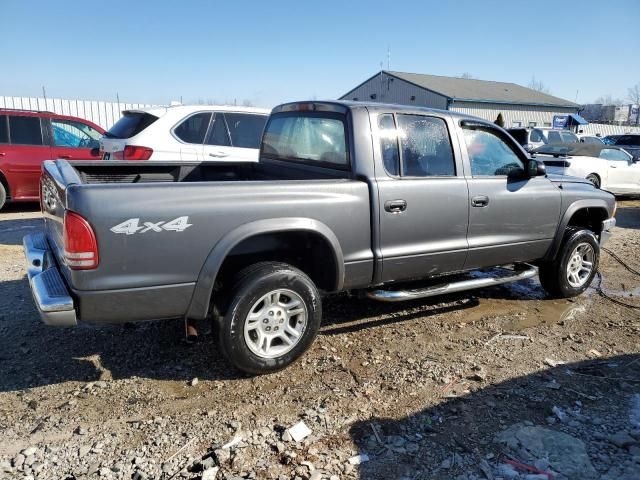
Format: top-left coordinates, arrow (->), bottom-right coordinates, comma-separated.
106,112 -> 158,139
261,113 -> 348,168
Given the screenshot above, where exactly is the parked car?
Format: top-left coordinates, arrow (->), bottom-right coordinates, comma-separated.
602,135 -> 622,145
25,101 -> 616,374
534,143 -> 640,194
577,134 -> 604,145
0,109 -> 104,210
613,134 -> 640,158
507,127 -> 579,152
99,105 -> 270,162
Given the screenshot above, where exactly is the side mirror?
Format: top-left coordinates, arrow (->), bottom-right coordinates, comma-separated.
528,159 -> 546,177
633,156 -> 639,163
90,147 -> 100,157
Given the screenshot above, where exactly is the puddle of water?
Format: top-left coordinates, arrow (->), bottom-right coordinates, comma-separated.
463,297 -> 587,331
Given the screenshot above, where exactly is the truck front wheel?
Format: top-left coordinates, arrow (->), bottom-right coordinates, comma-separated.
217,262 -> 322,374
538,228 -> 599,298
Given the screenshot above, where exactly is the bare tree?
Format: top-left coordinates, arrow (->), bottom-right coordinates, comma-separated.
460,72 -> 475,79
628,83 -> 640,125
528,76 -> 551,94
594,94 -> 623,105
242,99 -> 253,107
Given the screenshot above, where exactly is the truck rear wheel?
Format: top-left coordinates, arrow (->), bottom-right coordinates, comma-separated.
217,262 -> 322,374
538,228 -> 599,298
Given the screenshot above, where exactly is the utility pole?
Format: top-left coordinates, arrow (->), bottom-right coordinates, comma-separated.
387,45 -> 391,70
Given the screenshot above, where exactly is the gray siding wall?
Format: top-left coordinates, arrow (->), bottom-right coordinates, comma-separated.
340,72 -> 448,110
450,101 -> 578,128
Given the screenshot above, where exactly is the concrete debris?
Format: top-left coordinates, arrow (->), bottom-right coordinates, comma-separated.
285,421 -> 312,442
347,453 -> 369,465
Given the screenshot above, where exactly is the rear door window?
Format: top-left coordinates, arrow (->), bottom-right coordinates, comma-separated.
530,129 -> 545,143
205,113 -> 231,146
560,131 -> 578,143
396,114 -> 455,176
262,113 -> 348,168
224,113 -> 267,149
377,114 -> 400,176
8,116 -> 43,145
0,116 -> 7,143
174,112 -> 212,144
547,131 -> 563,143
600,148 -> 631,162
106,112 -> 158,139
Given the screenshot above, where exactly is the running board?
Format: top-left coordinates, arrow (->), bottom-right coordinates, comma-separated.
366,264 -> 538,302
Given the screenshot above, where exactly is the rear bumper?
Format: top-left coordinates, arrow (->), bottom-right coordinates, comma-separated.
600,217 -> 616,246
23,233 -> 78,327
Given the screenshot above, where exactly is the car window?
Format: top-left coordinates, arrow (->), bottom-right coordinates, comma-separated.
462,127 -> 524,177
530,129 -> 545,143
377,114 -> 400,176
581,136 -> 602,145
262,113 -> 348,168
600,148 -> 631,162
396,114 -> 455,177
0,116 -> 7,144
174,112 -> 212,144
617,135 -> 640,146
560,131 -> 578,143
547,131 -> 563,143
205,113 -> 231,146
8,115 -> 43,145
224,113 -> 267,149
52,119 -> 102,148
106,112 -> 158,139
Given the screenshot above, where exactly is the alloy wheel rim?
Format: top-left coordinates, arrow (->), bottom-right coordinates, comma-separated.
243,289 -> 307,359
566,242 -> 595,288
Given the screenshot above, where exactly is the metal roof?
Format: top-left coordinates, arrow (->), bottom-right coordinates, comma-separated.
357,71 -> 579,108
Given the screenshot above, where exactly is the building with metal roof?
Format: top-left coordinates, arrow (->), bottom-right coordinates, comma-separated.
339,70 -> 580,128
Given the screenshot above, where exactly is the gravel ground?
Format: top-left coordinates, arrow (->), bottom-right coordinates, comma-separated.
0,200 -> 639,480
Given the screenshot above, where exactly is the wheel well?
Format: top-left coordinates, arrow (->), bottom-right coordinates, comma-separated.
213,231 -> 339,306
567,207 -> 608,235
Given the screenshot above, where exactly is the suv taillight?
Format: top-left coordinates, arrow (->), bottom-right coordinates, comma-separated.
123,145 -> 153,160
64,211 -> 99,270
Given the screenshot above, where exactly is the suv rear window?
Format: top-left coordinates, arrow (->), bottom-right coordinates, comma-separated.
106,112 -> 158,139
8,116 -> 43,145
0,116 -> 7,143
262,113 -> 348,168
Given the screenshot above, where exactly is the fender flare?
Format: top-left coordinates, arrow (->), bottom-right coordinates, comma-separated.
545,199 -> 610,261
186,217 -> 345,320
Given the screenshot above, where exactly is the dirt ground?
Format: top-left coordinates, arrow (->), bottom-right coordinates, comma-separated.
0,201 -> 639,480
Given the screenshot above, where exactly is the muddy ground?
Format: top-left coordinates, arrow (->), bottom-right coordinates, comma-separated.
0,201 -> 639,480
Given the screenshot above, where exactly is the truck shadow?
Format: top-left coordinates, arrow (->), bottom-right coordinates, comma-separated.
349,353 -> 640,479
0,275 -> 558,393
0,217 -> 43,246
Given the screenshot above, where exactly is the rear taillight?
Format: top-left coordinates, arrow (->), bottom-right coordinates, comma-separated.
64,211 -> 99,270
123,145 -> 153,160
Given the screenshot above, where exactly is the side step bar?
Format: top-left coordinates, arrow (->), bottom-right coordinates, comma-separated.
366,264 -> 538,303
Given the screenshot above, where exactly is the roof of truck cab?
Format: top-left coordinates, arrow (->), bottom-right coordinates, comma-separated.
272,100 -> 483,122
123,104 -> 271,117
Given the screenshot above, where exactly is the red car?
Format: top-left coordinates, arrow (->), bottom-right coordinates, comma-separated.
0,109 -> 105,210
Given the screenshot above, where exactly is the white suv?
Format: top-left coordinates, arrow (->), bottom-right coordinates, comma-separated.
100,105 -> 271,162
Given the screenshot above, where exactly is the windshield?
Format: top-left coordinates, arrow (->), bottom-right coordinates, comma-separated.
261,112 -> 348,168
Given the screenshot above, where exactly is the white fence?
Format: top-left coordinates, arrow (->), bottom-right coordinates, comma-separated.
0,96 -> 156,129
579,123 -> 640,136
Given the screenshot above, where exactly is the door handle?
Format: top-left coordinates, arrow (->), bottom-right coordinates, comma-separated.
471,195 -> 489,207
0,152 -> 5,157
59,155 -> 72,159
209,152 -> 229,158
384,199 -> 407,213
610,165 -> 617,168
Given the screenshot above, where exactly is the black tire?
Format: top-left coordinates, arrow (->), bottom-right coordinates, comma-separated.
217,262 -> 322,374
586,174 -> 600,189
538,228 -> 599,298
0,182 -> 6,211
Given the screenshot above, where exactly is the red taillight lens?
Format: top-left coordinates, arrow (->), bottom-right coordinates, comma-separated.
123,145 -> 153,160
64,211 -> 99,270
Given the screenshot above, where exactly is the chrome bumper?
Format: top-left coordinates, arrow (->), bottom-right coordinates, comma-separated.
600,217 -> 616,246
23,233 -> 77,327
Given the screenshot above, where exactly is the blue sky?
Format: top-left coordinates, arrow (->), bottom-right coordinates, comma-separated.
2,0 -> 639,107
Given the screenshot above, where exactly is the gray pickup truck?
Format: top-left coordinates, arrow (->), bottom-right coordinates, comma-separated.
24,101 -> 616,374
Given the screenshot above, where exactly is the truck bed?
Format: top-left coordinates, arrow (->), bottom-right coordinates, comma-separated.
68,160 -> 350,184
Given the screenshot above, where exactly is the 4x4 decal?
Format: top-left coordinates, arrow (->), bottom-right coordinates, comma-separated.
110,216 -> 192,235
